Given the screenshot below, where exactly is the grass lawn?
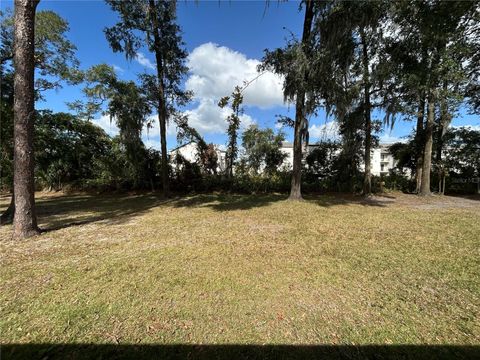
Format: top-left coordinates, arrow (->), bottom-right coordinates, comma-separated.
1,192 -> 479,359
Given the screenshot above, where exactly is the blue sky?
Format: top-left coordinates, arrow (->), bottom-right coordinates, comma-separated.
2,0 -> 478,150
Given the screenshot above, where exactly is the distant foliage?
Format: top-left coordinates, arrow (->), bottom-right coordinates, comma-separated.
219,86 -> 243,178
241,125 -> 287,175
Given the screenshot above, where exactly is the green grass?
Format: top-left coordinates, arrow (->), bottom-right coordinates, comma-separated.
0,192 -> 479,358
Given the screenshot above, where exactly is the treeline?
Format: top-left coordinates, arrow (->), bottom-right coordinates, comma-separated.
260,0 -> 479,199
1,0 -> 479,239
1,107 -> 477,195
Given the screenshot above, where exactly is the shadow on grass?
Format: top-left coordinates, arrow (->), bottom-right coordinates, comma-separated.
1,344 -> 478,360
308,193 -> 392,208
33,193 -> 165,233
172,193 -> 287,211
448,193 -> 480,201
1,192 -> 395,233
172,192 -> 394,211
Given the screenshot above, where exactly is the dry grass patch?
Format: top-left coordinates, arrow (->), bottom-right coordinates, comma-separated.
0,192 -> 479,358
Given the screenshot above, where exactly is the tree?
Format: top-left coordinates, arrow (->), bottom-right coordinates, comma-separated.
389,140 -> 416,178
104,0 -> 191,198
218,86 -> 243,178
34,111 -> 111,190
389,0 -> 477,196
241,125 -> 286,175
465,3 -> 480,115
261,0 -> 316,200
317,0 -> 390,195
442,127 -> 480,194
0,8 -> 80,224
12,0 -> 40,239
1,9 -> 81,92
304,141 -> 340,189
176,120 -> 218,175
74,64 -> 154,188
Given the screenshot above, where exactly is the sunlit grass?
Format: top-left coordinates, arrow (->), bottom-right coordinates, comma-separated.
1,192 -> 479,351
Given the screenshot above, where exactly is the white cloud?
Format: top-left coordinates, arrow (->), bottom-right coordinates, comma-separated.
93,114 -> 176,151
184,99 -> 254,135
112,64 -> 124,73
92,115 -> 119,137
143,115 -> 177,138
308,121 -> 410,144
142,138 -> 161,151
135,52 -> 155,70
379,133 -> 406,144
186,42 -> 285,109
97,44 -> 278,145
450,124 -> 480,132
309,121 -> 340,141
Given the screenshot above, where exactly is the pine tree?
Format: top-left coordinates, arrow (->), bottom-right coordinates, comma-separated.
105,0 -> 191,197
12,0 -> 40,239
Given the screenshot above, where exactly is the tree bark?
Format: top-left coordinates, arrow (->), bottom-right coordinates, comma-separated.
360,28 -> 372,196
288,0 -> 314,201
436,82 -> 449,195
419,93 -> 435,196
149,0 -> 169,198
13,0 -> 40,239
290,91 -> 306,200
414,97 -> 425,193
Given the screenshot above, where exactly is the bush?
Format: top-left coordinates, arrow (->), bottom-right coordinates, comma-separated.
381,170 -> 414,193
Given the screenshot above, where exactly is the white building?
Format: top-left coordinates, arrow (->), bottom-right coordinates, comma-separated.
170,141 -> 398,176
280,142 -> 398,176
169,141 -> 227,173
372,144 -> 397,176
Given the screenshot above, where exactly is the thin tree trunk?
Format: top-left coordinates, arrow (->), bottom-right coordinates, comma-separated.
415,98 -> 425,193
436,122 -> 445,196
290,91 -> 306,200
158,103 -> 168,197
288,0 -> 314,201
150,178 -> 155,192
360,28 -> 372,195
149,0 -> 169,198
436,81 -> 449,196
13,0 -> 40,239
419,92 -> 435,196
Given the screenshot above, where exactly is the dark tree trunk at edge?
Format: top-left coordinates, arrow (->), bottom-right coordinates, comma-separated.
13,0 -> 40,239
290,91 -> 306,200
288,0 -> 314,201
419,93 -> 435,196
149,0 -> 169,198
415,97 -> 425,194
436,82 -> 449,195
360,29 -> 372,196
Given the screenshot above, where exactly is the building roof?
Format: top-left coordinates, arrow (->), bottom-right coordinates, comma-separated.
169,141 -> 195,153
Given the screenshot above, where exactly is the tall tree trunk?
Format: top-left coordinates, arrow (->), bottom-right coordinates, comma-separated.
436,120 -> 445,195
415,97 -> 425,193
436,82 -> 449,195
360,28 -> 372,195
419,92 -> 435,196
290,91 -> 306,200
158,107 -> 168,196
149,0 -> 169,198
288,0 -> 314,201
13,0 -> 40,239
